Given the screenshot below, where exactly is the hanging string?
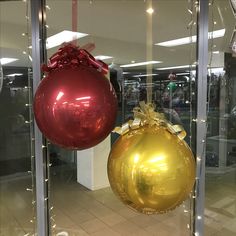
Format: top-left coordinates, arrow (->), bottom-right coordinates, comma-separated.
146,0 -> 153,103
72,0 -> 78,45
187,0 -> 198,235
23,1 -> 37,235
188,0 -> 198,149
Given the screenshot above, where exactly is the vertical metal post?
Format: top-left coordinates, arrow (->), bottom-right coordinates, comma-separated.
31,0 -> 49,235
193,0 -> 208,235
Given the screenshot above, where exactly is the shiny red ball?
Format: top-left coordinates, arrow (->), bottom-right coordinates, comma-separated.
34,66 -> 117,150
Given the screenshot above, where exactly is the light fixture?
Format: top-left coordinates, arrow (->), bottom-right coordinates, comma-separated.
212,51 -> 220,54
157,65 -> 196,70
6,73 -> 23,77
46,30 -> 88,49
176,72 -> 190,76
94,55 -> 113,60
208,67 -> 224,74
122,72 -> 130,75
146,8 -> 154,14
155,29 -> 225,47
121,61 -> 162,68
0,58 -> 18,65
132,73 -> 158,78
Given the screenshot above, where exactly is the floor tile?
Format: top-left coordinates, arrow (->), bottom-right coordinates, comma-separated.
90,227 -> 120,236
100,213 -> 126,226
212,228 -> 236,236
117,207 -> 141,219
111,220 -> 149,235
129,214 -> 158,228
80,218 -> 108,234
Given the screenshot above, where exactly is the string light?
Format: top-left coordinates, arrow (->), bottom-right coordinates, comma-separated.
188,9 -> 193,14
187,1 -> 199,234
146,8 -> 154,14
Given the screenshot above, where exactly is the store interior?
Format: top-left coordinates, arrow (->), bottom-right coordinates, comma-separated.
1,0 -> 236,235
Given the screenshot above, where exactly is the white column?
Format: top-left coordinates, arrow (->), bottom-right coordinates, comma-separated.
77,136 -> 110,190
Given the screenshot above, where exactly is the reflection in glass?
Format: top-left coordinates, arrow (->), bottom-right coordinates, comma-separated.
46,0 -> 196,235
205,0 -> 236,235
0,1 -> 36,235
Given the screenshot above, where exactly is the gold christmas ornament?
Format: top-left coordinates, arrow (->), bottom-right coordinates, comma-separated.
107,102 -> 195,214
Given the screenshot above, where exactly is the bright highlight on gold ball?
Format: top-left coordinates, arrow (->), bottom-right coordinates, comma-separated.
107,125 -> 195,214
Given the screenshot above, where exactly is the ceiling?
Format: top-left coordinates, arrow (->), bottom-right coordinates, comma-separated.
0,0 -> 235,75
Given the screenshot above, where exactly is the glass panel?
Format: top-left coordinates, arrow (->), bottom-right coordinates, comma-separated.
0,1 -> 36,235
205,0 -> 236,235
45,0 -> 197,235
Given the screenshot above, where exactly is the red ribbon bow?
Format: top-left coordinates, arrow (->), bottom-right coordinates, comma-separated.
41,43 -> 108,75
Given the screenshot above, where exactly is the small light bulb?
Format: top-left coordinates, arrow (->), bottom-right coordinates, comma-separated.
188,9 -> 193,14
146,8 -> 154,14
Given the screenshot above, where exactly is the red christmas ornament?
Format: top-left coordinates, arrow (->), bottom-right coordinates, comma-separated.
34,44 -> 117,150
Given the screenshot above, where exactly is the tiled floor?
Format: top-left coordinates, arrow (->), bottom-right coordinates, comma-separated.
1,166 -> 236,235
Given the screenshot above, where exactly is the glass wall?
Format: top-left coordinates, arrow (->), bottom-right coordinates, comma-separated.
0,1 -> 36,235
205,0 -> 236,235
45,0 -> 196,235
4,0 -> 236,235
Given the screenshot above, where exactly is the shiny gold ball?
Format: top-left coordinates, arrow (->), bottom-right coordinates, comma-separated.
107,125 -> 195,214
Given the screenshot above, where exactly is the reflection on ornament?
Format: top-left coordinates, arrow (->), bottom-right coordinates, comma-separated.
107,103 -> 195,214
34,44 -> 117,150
34,66 -> 117,150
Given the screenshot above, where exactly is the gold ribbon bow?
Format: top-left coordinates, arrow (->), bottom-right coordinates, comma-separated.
114,101 -> 186,140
